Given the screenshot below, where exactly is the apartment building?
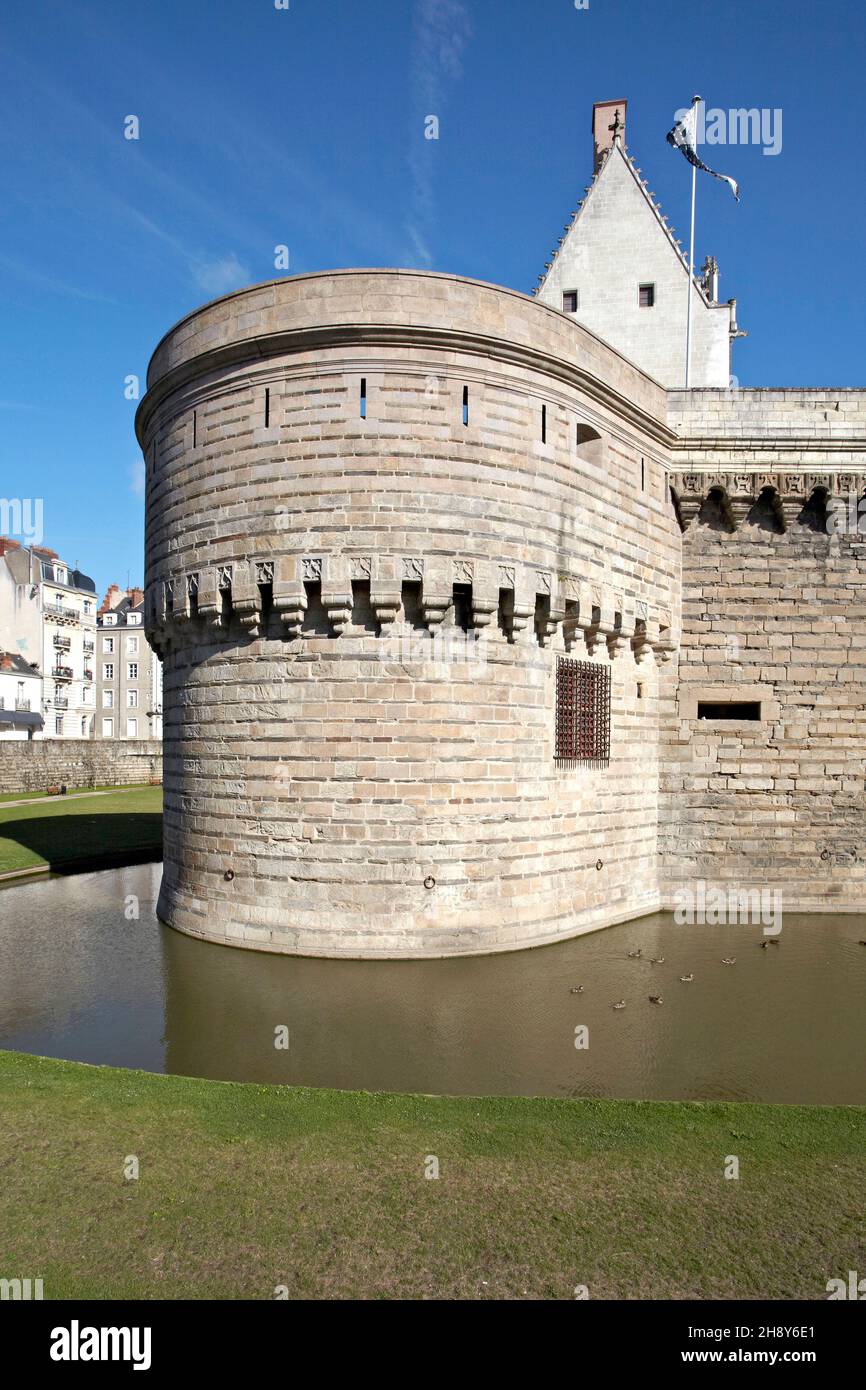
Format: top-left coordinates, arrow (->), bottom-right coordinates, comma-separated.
0,538 -> 97,737
0,651 -> 43,739
95,585 -> 162,740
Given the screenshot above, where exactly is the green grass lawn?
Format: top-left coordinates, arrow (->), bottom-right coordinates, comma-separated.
0,785 -> 162,875
0,782 -> 152,805
0,1049 -> 862,1300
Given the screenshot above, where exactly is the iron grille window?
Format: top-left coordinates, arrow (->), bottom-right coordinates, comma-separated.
555,657 -> 610,766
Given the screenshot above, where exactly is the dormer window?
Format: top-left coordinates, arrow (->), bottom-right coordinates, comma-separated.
103,613 -> 116,626
638,283 -> 655,308
562,290 -> 579,313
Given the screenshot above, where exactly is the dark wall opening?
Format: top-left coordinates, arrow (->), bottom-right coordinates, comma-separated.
697,701 -> 761,721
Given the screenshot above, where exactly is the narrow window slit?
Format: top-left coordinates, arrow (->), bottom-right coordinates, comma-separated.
264,388 -> 270,428
360,378 -> 367,419
462,385 -> 469,426
541,403 -> 547,443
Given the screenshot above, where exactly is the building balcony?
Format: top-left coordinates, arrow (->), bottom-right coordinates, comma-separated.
83,640 -> 95,653
52,665 -> 74,680
53,634 -> 71,650
15,699 -> 32,711
83,669 -> 93,682
46,605 -> 78,623
53,697 -> 69,710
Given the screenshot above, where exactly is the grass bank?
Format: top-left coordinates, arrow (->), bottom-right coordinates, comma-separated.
0,784 -> 162,876
0,1050 -> 862,1300
0,782 -> 155,805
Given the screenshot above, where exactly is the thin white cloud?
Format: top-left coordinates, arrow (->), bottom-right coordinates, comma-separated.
191,253 -> 251,297
405,0 -> 473,268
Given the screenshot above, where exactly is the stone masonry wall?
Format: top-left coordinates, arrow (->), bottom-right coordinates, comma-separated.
0,740 -> 163,795
661,475 -> 866,909
137,269 -> 681,957
668,389 -> 866,468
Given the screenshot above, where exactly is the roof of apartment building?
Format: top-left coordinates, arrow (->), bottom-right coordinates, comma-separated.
0,538 -> 95,594
97,584 -> 145,626
0,651 -> 41,678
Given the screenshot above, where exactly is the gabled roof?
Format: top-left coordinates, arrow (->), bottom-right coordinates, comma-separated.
533,139 -> 715,308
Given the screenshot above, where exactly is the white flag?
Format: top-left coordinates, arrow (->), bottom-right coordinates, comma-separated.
667,101 -> 740,201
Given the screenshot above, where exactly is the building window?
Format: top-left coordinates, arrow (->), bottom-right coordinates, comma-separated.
55,716 -> 63,736
697,700 -> 761,721
574,422 -> 604,466
127,636 -> 139,654
127,690 -> 139,708
102,717 -> 113,737
128,663 -> 138,680
563,290 -> 579,312
83,601 -> 92,615
103,663 -> 114,680
104,637 -> 114,653
638,283 -> 655,308
81,718 -> 87,736
127,718 -> 138,738
555,656 -> 610,766
104,690 -> 114,708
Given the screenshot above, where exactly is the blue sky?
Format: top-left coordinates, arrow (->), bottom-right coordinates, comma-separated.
2,0 -> 864,597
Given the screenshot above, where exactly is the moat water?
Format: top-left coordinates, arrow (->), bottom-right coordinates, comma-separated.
1,862 -> 864,1104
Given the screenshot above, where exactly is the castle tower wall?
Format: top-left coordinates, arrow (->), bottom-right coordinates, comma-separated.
137,270 -> 680,957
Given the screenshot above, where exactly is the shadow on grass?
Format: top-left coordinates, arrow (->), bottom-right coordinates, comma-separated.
0,812 -> 163,875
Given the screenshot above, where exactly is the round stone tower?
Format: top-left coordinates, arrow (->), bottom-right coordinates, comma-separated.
137,270 -> 679,957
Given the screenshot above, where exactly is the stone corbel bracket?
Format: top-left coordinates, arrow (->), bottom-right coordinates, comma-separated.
670,470 -> 866,531
272,556 -> 307,637
145,557 -> 677,667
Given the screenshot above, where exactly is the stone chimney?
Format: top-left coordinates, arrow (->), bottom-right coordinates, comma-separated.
0,537 -> 20,558
127,586 -> 144,607
592,98 -> 627,174
0,653 -> 13,671
99,583 -> 124,614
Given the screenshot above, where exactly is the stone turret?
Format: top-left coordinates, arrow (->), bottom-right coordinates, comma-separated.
136,269 -> 680,958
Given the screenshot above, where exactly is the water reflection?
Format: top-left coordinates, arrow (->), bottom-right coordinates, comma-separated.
0,864 -> 864,1103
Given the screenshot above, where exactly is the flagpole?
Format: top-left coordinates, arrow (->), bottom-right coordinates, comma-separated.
685,94 -> 700,389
